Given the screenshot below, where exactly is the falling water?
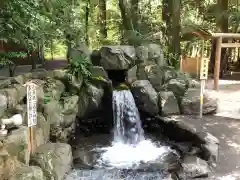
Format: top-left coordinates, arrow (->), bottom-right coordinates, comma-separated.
64,89 -> 177,179
112,90 -> 144,144
95,90 -> 174,169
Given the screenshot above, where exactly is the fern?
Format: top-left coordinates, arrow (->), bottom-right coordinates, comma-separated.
67,51 -> 92,86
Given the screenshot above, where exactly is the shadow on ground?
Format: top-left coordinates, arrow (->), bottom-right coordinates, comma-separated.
176,115 -> 240,179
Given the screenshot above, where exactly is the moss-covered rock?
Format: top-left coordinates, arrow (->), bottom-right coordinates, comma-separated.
30,143 -> 72,180
3,126 -> 29,164
10,164 -> 46,180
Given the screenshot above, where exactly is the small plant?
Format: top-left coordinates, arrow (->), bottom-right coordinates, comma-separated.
44,93 -> 51,104
67,51 -> 92,86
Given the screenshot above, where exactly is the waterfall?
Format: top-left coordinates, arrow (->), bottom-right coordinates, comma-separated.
112,90 -> 144,145
95,89 -> 173,169
64,89 -> 178,180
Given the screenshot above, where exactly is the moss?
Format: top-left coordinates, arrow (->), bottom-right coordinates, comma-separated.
91,76 -> 107,82
114,83 -> 129,91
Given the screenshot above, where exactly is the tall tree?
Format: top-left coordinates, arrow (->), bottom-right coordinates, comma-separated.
85,0 -> 90,45
210,0 -> 229,76
98,0 -> 107,42
218,0 -> 229,77
118,0 -> 140,44
162,0 -> 181,68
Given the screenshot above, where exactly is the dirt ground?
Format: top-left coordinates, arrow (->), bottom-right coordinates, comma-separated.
183,79 -> 240,179
178,115 -> 240,180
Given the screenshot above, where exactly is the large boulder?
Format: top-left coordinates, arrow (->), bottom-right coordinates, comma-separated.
30,143 -> 72,180
69,43 -> 91,60
10,164 -> 46,180
3,126 -> 30,164
181,88 -> 217,115
201,132 -> 219,167
43,96 -> 79,143
70,75 -> 83,93
149,116 -> 219,166
36,113 -> 50,143
0,94 -> 7,118
182,156 -> 210,178
127,65 -> 138,83
86,84 -> 104,113
77,83 -> 105,118
43,78 -> 65,101
0,88 -> 18,108
77,89 -> 89,118
43,100 -> 63,126
100,45 -> 137,70
135,43 -> 166,66
159,91 -> 180,116
138,64 -> 165,91
0,142 -> 18,180
166,78 -> 188,99
131,80 -> 159,116
62,95 -> 79,127
136,64 -> 190,94
51,69 -> 68,81
90,66 -> 108,79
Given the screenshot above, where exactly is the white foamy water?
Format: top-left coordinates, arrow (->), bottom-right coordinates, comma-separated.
93,90 -> 175,169
95,139 -> 173,168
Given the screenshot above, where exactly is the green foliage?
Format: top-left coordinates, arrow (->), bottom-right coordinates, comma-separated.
0,52 -> 26,67
1,0 -> 239,68
43,93 -> 52,104
67,53 -> 92,86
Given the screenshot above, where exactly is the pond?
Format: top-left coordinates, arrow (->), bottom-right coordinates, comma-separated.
64,90 -> 181,180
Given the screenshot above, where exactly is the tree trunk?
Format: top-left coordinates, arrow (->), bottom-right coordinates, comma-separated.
119,0 -> 133,31
210,39 -> 216,73
217,0 -> 228,77
130,0 -> 139,30
85,0 -> 90,45
66,34 -> 72,63
98,0 -> 107,42
118,0 -> 139,44
38,40 -> 45,67
30,51 -> 37,70
162,0 -> 181,68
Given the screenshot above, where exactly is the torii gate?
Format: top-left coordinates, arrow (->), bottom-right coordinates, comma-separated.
212,33 -> 240,91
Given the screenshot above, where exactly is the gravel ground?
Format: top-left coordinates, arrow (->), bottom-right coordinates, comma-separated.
205,80 -> 240,119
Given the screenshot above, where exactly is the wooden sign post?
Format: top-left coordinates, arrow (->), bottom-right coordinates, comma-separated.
24,81 -> 38,154
199,58 -> 209,118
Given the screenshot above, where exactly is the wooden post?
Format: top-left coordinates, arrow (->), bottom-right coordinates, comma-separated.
200,80 -> 205,118
24,81 -> 38,155
214,36 -> 222,91
200,57 -> 209,118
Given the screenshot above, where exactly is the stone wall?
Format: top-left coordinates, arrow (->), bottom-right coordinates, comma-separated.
0,43 -> 219,179
93,43 -> 218,117
0,66 -> 110,180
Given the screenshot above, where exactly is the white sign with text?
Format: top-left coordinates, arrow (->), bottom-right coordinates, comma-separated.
27,83 -> 37,127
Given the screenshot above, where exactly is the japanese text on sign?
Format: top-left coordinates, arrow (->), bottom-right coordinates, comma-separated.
200,58 -> 209,80
27,83 -> 37,127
